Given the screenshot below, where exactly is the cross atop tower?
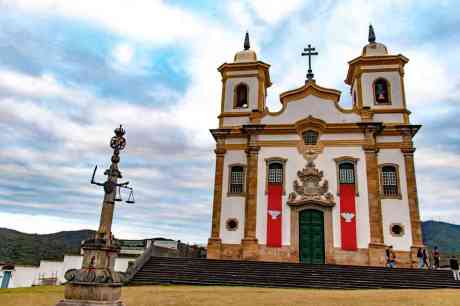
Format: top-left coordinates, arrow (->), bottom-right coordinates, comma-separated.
301,44 -> 318,81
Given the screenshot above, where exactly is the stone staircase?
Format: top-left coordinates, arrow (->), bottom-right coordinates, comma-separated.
129,256 -> 460,289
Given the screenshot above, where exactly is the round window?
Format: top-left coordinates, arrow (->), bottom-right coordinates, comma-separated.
390,223 -> 404,236
225,218 -> 239,231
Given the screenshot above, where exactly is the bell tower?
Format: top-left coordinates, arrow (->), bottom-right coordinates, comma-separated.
217,32 -> 271,127
346,25 -> 410,123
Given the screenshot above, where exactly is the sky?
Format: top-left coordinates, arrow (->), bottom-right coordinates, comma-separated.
0,0 -> 459,244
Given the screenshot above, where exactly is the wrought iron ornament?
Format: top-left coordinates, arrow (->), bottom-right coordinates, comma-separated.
90,125 -> 135,204
301,44 -> 318,81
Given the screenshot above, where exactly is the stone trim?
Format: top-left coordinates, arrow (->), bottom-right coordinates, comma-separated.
372,77 -> 392,105
290,204 -> 334,264
227,163 -> 247,197
402,148 -> 423,246
334,156 -> 360,196
233,82 -> 250,109
378,163 -> 402,199
364,148 -> 384,244
264,157 -> 287,195
389,223 -> 405,237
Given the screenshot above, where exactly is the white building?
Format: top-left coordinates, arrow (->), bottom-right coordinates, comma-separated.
207,27 -> 423,267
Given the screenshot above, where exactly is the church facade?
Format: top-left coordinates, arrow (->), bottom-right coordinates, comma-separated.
207,27 -> 423,268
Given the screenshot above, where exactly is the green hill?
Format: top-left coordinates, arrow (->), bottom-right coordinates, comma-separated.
422,220 -> 460,253
0,228 -> 95,266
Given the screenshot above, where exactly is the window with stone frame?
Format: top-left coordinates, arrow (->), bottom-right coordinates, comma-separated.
380,164 -> 400,198
235,83 -> 249,108
302,130 -> 319,145
229,165 -> 245,195
374,78 -> 391,104
339,162 -> 355,184
268,162 -> 283,184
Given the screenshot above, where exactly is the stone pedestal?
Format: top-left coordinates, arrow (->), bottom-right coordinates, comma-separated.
207,238 -> 222,259
368,242 -> 387,267
56,282 -> 124,306
242,238 -> 259,260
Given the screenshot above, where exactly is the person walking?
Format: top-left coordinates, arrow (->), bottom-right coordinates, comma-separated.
417,248 -> 424,269
449,255 -> 459,280
432,246 -> 440,270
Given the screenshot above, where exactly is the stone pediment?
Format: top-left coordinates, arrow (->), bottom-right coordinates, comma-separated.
279,79 -> 341,104
287,161 -> 335,208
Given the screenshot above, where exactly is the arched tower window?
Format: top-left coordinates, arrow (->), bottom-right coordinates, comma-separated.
302,130 -> 319,145
228,164 -> 245,195
379,164 -> 401,198
235,83 -> 248,108
374,78 -> 390,104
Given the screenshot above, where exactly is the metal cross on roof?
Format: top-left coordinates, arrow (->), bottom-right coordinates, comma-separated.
301,44 -> 318,81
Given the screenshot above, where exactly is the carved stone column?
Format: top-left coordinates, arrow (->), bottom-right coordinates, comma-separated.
241,124 -> 264,260
207,129 -> 230,260
359,122 -> 385,266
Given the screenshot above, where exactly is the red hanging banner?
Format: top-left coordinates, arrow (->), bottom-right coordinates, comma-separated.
340,184 -> 357,250
267,184 -> 282,247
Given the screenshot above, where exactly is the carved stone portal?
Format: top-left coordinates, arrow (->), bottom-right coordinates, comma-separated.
287,161 -> 335,207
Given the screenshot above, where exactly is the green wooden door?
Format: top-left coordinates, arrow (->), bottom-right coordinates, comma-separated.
299,209 -> 325,264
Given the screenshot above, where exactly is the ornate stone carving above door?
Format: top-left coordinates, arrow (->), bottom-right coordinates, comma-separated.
287,161 -> 335,207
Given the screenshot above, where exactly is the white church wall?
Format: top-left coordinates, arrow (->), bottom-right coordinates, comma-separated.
320,133 -> 364,141
261,95 -> 360,125
378,149 -> 413,251
220,150 -> 246,244
224,77 -> 258,112
376,136 -> 403,143
255,146 -> 370,249
115,257 -> 135,273
258,134 -> 300,141
373,113 -> 404,123
361,71 -> 403,109
222,116 -> 250,126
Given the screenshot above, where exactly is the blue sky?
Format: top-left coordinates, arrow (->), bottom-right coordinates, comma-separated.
0,0 -> 459,243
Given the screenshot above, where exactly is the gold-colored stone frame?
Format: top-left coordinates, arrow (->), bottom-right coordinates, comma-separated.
264,157 -> 287,195
389,222 -> 405,237
227,163 -> 247,197
372,77 -> 392,105
378,163 -> 402,199
289,204 -> 334,264
233,82 -> 250,109
334,156 -> 360,196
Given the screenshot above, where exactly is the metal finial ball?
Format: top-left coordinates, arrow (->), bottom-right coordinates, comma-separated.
110,135 -> 126,151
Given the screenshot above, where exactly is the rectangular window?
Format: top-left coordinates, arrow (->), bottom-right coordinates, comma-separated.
229,165 -> 245,194
380,164 -> 400,198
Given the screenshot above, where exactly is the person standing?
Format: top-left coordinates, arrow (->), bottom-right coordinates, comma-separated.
417,248 -> 424,269
449,255 -> 459,280
432,246 -> 440,269
422,248 -> 429,269
385,246 -> 396,268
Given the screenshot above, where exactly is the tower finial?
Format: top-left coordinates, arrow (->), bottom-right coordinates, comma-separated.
368,24 -> 376,43
244,31 -> 250,50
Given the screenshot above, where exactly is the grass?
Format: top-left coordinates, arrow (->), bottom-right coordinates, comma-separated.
1,285 -> 459,306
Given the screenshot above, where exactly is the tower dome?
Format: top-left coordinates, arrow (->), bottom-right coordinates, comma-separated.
234,32 -> 257,63
362,25 -> 388,56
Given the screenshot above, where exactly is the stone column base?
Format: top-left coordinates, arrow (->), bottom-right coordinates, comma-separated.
242,238 -> 259,260
207,238 -> 222,259
56,300 -> 124,306
368,242 -> 387,267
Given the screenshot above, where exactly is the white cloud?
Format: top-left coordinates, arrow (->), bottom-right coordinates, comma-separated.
245,0 -> 305,24
112,43 -> 134,65
6,0 -> 205,44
